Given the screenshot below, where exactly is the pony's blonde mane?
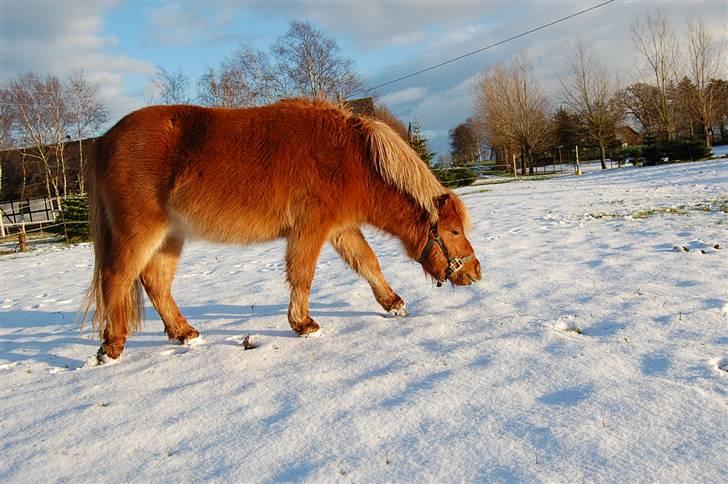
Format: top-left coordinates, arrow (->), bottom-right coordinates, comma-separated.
360,118 -> 447,221
276,98 -> 452,222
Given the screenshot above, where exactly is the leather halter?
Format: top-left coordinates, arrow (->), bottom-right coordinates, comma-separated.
418,223 -> 473,286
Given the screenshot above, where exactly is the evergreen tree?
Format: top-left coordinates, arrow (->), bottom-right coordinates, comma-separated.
48,194 -> 89,242
408,118 -> 435,165
408,119 -> 476,188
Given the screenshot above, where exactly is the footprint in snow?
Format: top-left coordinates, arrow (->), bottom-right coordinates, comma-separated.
159,347 -> 191,357
713,357 -> 728,374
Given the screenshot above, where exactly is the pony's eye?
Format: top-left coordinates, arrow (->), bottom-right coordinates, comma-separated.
451,230 -> 461,237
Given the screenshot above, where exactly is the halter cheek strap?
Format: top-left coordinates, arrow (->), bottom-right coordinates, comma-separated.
418,223 -> 473,286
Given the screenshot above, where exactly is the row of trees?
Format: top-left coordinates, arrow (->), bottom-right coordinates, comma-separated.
465,11 -> 726,174
0,21 -> 363,203
150,21 -> 362,107
0,71 -> 108,201
2,12 -> 725,205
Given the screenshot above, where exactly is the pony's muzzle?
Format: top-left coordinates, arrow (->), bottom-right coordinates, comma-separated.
449,258 -> 482,286
464,259 -> 483,285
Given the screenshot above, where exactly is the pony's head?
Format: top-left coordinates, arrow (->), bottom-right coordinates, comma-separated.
418,193 -> 481,286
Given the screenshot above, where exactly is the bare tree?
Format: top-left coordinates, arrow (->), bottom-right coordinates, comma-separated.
684,17 -> 726,147
561,39 -> 622,169
8,73 -> 70,201
708,78 -> 728,140
198,21 -> 362,107
149,66 -> 192,105
66,70 -> 108,193
449,119 -> 481,166
474,53 -> 551,175
0,88 -> 15,150
631,9 -> 679,139
272,21 -> 362,100
617,82 -> 662,135
0,87 -> 17,198
198,45 -> 279,107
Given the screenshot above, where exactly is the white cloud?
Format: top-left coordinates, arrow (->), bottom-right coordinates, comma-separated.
246,1 -> 509,50
389,31 -> 426,46
380,87 -> 429,106
366,0 -> 727,156
145,4 -> 230,47
429,25 -> 485,49
1,1 -> 154,125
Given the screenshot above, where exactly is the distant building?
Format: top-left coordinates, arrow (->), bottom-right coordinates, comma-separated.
615,126 -> 642,147
344,97 -> 375,117
0,137 -> 97,202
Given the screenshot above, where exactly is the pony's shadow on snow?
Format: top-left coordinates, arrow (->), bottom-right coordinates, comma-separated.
0,308 -> 95,368
1,300 -> 383,368
181,302 -> 381,323
182,302 -> 382,339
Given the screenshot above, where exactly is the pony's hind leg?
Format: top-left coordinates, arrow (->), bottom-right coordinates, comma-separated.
99,226 -> 168,360
286,227 -> 329,336
330,227 -> 407,316
140,237 -> 200,345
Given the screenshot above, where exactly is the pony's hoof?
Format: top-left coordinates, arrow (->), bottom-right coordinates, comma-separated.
299,327 -> 322,338
386,304 -> 408,318
176,328 -> 201,346
181,335 -> 203,346
100,342 -> 124,360
292,318 -> 321,337
85,346 -> 121,367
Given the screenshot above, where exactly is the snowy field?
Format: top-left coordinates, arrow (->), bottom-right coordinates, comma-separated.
1,160 -> 727,482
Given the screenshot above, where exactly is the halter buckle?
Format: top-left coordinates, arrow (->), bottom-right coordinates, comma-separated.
448,257 -> 464,274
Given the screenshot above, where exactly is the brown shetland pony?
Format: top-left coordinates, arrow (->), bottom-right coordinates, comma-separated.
84,98 -> 481,361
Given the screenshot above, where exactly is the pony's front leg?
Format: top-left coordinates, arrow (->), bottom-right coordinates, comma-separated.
286,229 -> 328,336
329,228 -> 407,316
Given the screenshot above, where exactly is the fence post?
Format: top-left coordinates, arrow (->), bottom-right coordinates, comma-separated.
19,222 -> 29,252
575,145 -> 582,176
0,209 -> 4,237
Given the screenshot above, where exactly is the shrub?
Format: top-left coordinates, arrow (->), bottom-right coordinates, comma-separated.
643,137 -> 710,165
434,167 -> 478,188
616,145 -> 644,164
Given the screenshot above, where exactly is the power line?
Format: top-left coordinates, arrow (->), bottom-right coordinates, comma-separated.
352,0 -> 616,97
0,1 -> 616,111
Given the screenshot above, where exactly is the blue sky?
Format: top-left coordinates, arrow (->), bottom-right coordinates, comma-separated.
1,1 -> 726,154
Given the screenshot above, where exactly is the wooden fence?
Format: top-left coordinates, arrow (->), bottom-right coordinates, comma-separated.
0,197 -> 59,237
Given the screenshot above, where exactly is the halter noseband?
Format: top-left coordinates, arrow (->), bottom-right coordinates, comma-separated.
418,222 -> 473,287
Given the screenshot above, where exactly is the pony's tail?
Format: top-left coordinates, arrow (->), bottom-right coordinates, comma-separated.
81,139 -> 144,340
358,118 -> 446,222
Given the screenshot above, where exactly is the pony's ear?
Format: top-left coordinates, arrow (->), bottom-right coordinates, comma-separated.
436,193 -> 452,210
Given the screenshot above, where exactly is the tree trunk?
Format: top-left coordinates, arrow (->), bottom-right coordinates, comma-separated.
704,124 -> 712,148
600,142 -> 607,170
20,152 -> 28,201
527,147 -> 534,176
78,138 -> 85,194
520,153 -> 526,176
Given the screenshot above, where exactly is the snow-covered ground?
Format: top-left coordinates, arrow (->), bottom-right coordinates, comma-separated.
1,161 -> 727,482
